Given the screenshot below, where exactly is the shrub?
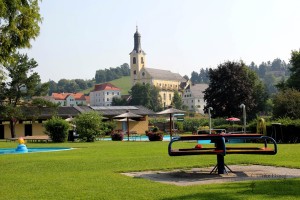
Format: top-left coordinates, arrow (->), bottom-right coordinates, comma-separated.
147,132 -> 163,141
111,130 -> 124,141
74,111 -> 104,142
44,116 -> 69,142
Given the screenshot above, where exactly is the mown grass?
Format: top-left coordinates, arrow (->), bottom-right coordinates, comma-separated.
0,141 -> 299,200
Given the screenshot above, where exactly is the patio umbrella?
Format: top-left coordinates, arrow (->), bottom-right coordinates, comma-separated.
114,110 -> 142,141
226,117 -> 240,132
156,107 -> 186,140
226,117 -> 240,122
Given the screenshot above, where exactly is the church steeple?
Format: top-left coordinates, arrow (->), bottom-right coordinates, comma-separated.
130,26 -> 146,86
133,26 -> 142,52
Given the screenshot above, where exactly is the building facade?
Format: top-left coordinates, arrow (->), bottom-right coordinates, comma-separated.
129,27 -> 188,107
51,93 -> 87,106
182,83 -> 208,114
89,83 -> 121,106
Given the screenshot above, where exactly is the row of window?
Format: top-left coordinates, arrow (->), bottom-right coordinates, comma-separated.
95,92 -> 120,96
95,98 -> 111,102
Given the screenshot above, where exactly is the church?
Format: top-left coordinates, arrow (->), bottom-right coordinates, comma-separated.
129,27 -> 189,107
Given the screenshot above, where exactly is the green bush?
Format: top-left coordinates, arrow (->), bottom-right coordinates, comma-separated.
74,111 -> 104,142
44,116 -> 70,142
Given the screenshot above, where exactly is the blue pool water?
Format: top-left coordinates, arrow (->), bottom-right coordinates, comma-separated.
0,147 -> 72,155
104,135 -> 212,143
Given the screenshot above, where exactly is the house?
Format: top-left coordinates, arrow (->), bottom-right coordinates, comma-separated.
89,83 -> 121,106
51,92 -> 88,106
182,84 -> 208,114
129,27 -> 189,108
0,106 -> 154,139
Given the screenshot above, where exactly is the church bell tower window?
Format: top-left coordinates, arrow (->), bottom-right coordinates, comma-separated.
133,57 -> 136,64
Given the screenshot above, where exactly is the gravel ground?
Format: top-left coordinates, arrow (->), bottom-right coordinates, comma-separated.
122,165 -> 300,186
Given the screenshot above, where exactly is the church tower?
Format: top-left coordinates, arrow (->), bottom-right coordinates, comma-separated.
130,26 -> 146,86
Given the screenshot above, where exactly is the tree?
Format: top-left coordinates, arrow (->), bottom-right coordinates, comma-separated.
273,88 -> 300,119
204,61 -> 267,119
112,96 -> 127,106
0,0 -> 42,63
172,91 -> 182,109
74,111 -> 105,142
44,116 -> 70,142
0,52 -> 48,138
287,49 -> 300,91
129,83 -> 162,111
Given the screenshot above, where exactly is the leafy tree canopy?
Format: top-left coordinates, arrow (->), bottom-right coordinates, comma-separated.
273,88 -> 300,119
129,83 -> 162,112
0,52 -> 48,137
287,49 -> 300,91
0,0 -> 42,62
204,61 -> 267,119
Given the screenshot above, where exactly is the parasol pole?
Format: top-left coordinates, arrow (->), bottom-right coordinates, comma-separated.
127,117 -> 130,141
169,113 -> 172,140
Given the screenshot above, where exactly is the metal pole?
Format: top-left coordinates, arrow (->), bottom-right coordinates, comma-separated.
240,104 -> 246,133
208,107 -> 213,134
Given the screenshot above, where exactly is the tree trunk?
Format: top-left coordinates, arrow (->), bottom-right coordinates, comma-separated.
9,120 -> 16,138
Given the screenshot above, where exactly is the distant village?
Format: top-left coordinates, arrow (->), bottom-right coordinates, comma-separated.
39,28 -> 209,114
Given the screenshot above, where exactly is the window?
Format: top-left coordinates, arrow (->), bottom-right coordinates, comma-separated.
163,93 -> 166,100
133,57 -> 136,64
112,92 -> 114,95
143,82 -> 145,85
141,57 -> 144,63
142,72 -> 145,76
107,92 -> 109,95
169,94 -> 172,101
117,92 -> 119,95
107,98 -> 109,101
192,100 -> 193,103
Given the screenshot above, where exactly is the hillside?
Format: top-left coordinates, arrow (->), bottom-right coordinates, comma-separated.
81,76 -> 131,95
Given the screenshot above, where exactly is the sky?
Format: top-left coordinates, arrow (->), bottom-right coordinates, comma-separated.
23,0 -> 300,83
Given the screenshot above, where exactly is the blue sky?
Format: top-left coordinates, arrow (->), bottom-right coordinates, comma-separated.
23,0 -> 300,82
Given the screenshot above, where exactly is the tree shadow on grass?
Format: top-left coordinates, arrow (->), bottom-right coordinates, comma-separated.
161,178 -> 300,200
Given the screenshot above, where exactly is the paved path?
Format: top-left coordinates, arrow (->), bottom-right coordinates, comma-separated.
122,165 -> 300,186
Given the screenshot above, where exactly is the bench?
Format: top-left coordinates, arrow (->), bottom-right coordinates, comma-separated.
6,135 -> 52,143
168,134 -> 277,174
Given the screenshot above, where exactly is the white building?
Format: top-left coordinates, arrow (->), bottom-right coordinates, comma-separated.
182,84 -> 208,114
51,93 -> 87,106
89,83 -> 121,106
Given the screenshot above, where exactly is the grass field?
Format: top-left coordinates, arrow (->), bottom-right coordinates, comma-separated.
81,76 -> 131,95
0,141 -> 299,200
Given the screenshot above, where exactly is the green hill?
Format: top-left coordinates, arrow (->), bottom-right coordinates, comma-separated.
81,76 -> 131,95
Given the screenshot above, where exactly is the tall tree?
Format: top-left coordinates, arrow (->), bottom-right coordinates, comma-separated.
273,88 -> 300,119
0,0 -> 42,63
0,52 -> 48,137
287,49 -> 300,91
129,83 -> 162,111
172,91 -> 182,109
204,61 -> 267,119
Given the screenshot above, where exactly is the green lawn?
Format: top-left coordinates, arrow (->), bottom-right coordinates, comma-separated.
81,76 -> 131,95
0,141 -> 299,200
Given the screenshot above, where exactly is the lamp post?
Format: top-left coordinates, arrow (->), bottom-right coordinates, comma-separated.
240,104 -> 246,133
208,107 -> 213,134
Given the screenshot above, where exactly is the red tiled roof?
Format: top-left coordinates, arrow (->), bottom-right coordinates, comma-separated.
92,83 -> 120,91
51,93 -> 86,100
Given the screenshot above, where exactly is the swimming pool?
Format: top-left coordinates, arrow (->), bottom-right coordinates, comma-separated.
104,135 -> 212,143
0,147 -> 72,155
